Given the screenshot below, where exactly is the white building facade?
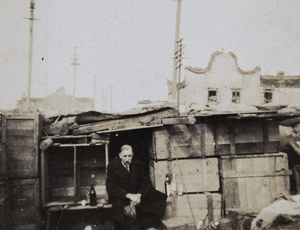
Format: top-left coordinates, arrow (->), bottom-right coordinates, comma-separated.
169,51 -> 262,112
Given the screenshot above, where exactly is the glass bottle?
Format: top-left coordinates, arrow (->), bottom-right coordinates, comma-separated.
165,175 -> 171,197
89,182 -> 97,206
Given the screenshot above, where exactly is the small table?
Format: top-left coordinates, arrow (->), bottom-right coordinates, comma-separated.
46,203 -> 113,230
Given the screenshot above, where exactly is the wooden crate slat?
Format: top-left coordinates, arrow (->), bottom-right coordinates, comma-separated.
0,199 -> 9,230
237,177 -> 247,211
0,145 -> 7,180
151,128 -> 169,159
255,177 -> 271,209
0,114 -> 7,144
7,121 -> 35,130
149,160 -> 169,193
245,177 -> 256,210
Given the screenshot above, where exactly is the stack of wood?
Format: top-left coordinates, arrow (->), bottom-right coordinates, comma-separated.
149,123 -> 222,228
215,118 -> 291,213
71,107 -> 179,135
148,114 -> 291,229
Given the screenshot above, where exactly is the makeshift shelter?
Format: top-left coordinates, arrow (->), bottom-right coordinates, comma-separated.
1,107 -> 300,229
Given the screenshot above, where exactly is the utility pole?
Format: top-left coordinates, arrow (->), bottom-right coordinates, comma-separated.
175,38 -> 184,111
71,47 -> 79,110
102,87 -> 106,112
94,75 -> 96,110
171,0 -> 182,103
25,0 -> 38,110
110,85 -> 113,112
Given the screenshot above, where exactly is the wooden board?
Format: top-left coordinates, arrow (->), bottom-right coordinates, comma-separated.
6,113 -> 42,179
9,178 -> 41,230
0,114 -> 7,144
150,123 -> 215,160
175,193 -> 221,222
0,199 -> 9,230
0,181 -> 8,200
72,108 -> 178,135
293,165 -> 300,194
42,144 -> 109,207
220,153 -> 291,213
149,158 -> 219,194
0,145 -> 7,181
215,119 -> 280,155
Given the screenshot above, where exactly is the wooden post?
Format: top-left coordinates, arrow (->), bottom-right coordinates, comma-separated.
263,119 -> 270,153
207,193 -> 214,223
105,143 -> 109,172
171,0 -> 182,102
74,146 -> 78,202
71,47 -> 80,110
229,121 -> 236,155
25,0 -> 37,110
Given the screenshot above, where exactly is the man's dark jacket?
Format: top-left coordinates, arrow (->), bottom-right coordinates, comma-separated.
106,157 -> 167,224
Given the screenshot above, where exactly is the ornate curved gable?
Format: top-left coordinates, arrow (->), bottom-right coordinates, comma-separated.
185,51 -> 261,75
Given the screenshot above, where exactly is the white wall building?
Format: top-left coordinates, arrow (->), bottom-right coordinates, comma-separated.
168,51 -> 262,112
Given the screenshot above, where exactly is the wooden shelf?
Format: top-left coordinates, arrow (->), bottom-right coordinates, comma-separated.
41,142 -> 109,207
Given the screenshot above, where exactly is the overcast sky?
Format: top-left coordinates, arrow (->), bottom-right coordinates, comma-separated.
1,0 -> 300,111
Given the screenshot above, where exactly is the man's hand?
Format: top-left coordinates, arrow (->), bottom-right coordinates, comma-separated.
126,193 -> 142,205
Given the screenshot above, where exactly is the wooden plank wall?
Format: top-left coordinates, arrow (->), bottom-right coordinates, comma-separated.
0,145 -> 7,181
215,119 -> 280,156
149,158 -> 219,194
175,194 -> 221,221
3,112 -> 43,230
8,178 -> 41,230
150,123 -> 215,160
0,114 -> 7,144
220,153 -> 291,212
6,113 -> 42,179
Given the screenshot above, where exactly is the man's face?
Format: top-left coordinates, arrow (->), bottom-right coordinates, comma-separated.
119,149 -> 133,166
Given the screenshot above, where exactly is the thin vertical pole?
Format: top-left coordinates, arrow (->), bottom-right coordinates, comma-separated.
94,75 -> 96,109
71,47 -> 79,110
176,39 -> 183,111
26,0 -> 36,110
110,85 -> 113,112
102,87 -> 105,111
171,0 -> 182,102
74,146 -> 78,201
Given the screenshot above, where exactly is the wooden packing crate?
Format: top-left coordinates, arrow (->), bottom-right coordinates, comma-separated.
215,119 -> 280,155
0,144 -> 7,181
220,153 -> 291,213
0,198 -> 9,230
8,178 -> 41,230
5,113 -> 42,179
149,158 -> 219,194
149,123 -> 215,160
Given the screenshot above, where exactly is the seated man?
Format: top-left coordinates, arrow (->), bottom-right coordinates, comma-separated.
106,144 -> 167,230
